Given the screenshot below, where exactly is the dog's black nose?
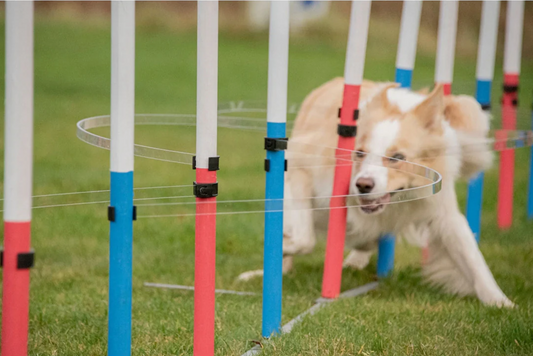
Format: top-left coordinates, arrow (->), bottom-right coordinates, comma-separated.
356,177 -> 375,194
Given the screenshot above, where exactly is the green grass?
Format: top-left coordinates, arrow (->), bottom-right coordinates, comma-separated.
0,16 -> 532,356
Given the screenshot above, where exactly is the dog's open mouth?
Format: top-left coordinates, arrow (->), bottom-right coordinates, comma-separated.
359,193 -> 391,214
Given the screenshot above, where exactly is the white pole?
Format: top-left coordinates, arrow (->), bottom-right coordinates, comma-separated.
476,0 -> 501,82
396,0 -> 423,72
111,0 -> 135,174
503,0 -> 524,75
4,1 -> 34,223
196,0 -> 219,169
344,0 -> 371,86
266,1 -> 289,125
435,0 -> 459,84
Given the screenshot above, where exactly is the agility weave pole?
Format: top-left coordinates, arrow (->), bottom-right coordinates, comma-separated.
108,2 -> 136,355
434,0 -> 458,96
322,0 -> 371,299
466,0 -> 500,242
530,99 -> 533,219
376,0 -> 422,278
498,0 -> 524,229
1,2 -> 35,356
193,2 -> 219,355
262,0 -> 290,338
421,0 -> 459,263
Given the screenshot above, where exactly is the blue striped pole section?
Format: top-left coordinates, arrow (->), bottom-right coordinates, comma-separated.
466,0 -> 500,242
108,2 -> 135,356
529,105 -> 533,219
262,0 -> 289,338
377,0 -> 421,278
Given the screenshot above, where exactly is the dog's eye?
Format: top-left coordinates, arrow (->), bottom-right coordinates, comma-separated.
355,150 -> 366,158
389,153 -> 406,162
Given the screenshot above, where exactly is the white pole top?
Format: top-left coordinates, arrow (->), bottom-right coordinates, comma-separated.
343,0 -> 371,86
110,0 -> 135,173
476,0 -> 501,81
503,0 -> 524,74
196,0 -> 219,169
267,1 -> 290,124
435,0 -> 458,84
396,0 -> 422,71
4,1 -> 34,222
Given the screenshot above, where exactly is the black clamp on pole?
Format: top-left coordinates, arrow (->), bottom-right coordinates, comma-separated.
337,124 -> 357,137
502,84 -> 519,107
503,84 -> 518,93
108,206 -> 116,222
193,156 -> 220,171
338,108 -> 360,121
108,206 -> 137,222
264,137 -> 288,172
264,137 -> 288,151
193,182 -> 218,198
264,159 -> 288,172
0,249 -> 35,269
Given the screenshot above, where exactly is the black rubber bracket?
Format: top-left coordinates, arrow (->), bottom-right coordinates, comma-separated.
338,108 -> 360,121
192,156 -> 220,171
264,137 -> 288,151
264,159 -> 288,172
503,84 -> 518,93
108,206 -> 116,222
481,104 -> 491,111
17,251 -> 34,269
337,124 -> 357,137
193,182 -> 218,198
133,206 -> 137,221
0,250 -> 3,267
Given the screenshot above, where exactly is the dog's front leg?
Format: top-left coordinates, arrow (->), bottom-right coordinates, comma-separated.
282,168 -> 317,256
433,213 -> 514,307
343,249 -> 373,270
237,169 -> 316,282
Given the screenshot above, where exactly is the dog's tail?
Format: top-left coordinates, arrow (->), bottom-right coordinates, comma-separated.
444,95 -> 493,180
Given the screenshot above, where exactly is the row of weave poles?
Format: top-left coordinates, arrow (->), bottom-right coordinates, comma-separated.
1,1 -> 530,356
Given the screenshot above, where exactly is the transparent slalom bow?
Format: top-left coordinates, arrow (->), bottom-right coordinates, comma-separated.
0,185 -> 194,213
73,107 -> 533,218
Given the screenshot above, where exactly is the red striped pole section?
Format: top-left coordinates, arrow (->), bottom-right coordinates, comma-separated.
322,0 -> 371,299
1,2 -> 34,356
497,0 -> 524,229
193,1 -> 219,355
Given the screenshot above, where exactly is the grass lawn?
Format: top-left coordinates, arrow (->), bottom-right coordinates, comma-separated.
0,15 -> 533,356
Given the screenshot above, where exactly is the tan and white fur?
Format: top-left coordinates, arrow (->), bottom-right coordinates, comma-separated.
239,78 -> 513,308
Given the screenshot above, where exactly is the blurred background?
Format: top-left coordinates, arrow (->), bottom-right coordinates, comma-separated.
15,1 -> 533,58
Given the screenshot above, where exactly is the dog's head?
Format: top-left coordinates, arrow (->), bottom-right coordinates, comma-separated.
352,84 -> 447,215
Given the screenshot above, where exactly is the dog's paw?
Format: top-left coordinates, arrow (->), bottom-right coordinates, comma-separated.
485,297 -> 515,309
237,270 -> 264,282
343,249 -> 372,270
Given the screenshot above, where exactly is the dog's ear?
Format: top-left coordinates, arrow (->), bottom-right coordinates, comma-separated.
412,84 -> 444,131
366,83 -> 399,111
